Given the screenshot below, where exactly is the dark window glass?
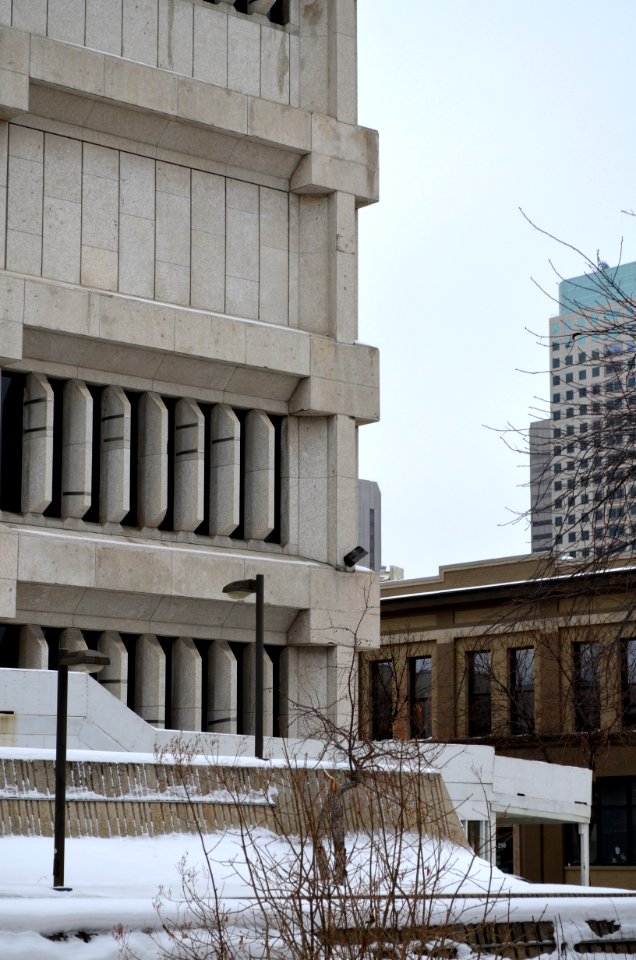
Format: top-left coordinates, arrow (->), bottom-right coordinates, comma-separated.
574,642 -> 601,731
371,660 -> 393,740
158,396 -> 176,532
83,383 -> 103,524
622,639 -> 636,728
43,378 -> 64,518
121,390 -> 140,528
510,647 -> 534,734
264,414 -> 283,544
0,372 -> 24,513
410,655 -> 431,739
468,651 -> 491,737
0,625 -> 19,668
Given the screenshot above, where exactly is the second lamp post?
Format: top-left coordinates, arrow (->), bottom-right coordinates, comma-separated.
222,574 -> 265,759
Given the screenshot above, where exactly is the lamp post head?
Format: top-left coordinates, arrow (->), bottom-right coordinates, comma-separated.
222,578 -> 258,600
58,649 -> 110,674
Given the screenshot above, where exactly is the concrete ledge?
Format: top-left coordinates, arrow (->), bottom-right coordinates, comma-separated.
7,274 -> 379,419
5,28 -> 378,204
9,525 -> 378,644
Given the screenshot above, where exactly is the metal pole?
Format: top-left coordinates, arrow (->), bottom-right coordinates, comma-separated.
255,574 -> 264,760
53,651 -> 69,890
579,821 -> 591,887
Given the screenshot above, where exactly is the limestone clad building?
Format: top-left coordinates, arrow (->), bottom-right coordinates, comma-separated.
0,0 -> 379,742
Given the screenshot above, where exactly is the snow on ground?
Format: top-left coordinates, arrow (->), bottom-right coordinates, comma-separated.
0,831 -> 635,960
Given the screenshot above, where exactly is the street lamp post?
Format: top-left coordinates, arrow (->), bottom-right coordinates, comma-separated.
53,648 -> 110,891
222,574 -> 264,759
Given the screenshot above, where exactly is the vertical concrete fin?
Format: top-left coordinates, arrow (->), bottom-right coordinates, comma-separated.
172,637 -> 202,732
137,391 -> 168,529
21,372 -> 53,514
209,403 -> 240,536
18,624 -> 48,669
61,379 -> 93,519
100,385 -> 131,523
208,639 -> 237,734
173,397 -> 204,532
244,409 -> 275,541
98,631 -> 128,704
134,634 -> 166,728
60,628 -> 88,655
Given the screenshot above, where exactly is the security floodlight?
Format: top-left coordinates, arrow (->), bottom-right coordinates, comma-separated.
343,546 -> 368,569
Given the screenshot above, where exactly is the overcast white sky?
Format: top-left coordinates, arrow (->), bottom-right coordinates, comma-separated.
356,0 -> 636,579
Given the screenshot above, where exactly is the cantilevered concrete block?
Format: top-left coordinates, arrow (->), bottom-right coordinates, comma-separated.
18,624 -> 48,669
209,404 -> 240,536
173,398 -> 204,533
21,372 -> 53,514
61,379 -> 92,519
98,631 -> 128,704
243,643 -> 273,738
100,385 -> 131,524
172,637 -> 202,732
208,639 -> 236,734
137,391 -> 168,529
244,410 -> 275,541
134,634 -> 166,728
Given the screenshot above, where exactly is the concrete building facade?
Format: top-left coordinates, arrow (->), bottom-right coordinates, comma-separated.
0,0 -> 380,744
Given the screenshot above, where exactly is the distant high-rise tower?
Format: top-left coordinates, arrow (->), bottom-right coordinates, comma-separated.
531,261 -> 636,559
358,480 -> 381,572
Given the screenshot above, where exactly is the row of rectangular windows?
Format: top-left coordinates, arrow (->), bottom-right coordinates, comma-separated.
370,641 -> 636,741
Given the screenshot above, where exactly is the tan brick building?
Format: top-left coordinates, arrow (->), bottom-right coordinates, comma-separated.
362,553 -> 636,888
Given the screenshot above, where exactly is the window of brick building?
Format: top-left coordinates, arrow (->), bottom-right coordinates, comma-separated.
573,642 -> 601,731
467,651 -> 491,737
510,647 -> 535,734
622,639 -> 636,728
410,655 -> 432,739
371,660 -> 394,740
